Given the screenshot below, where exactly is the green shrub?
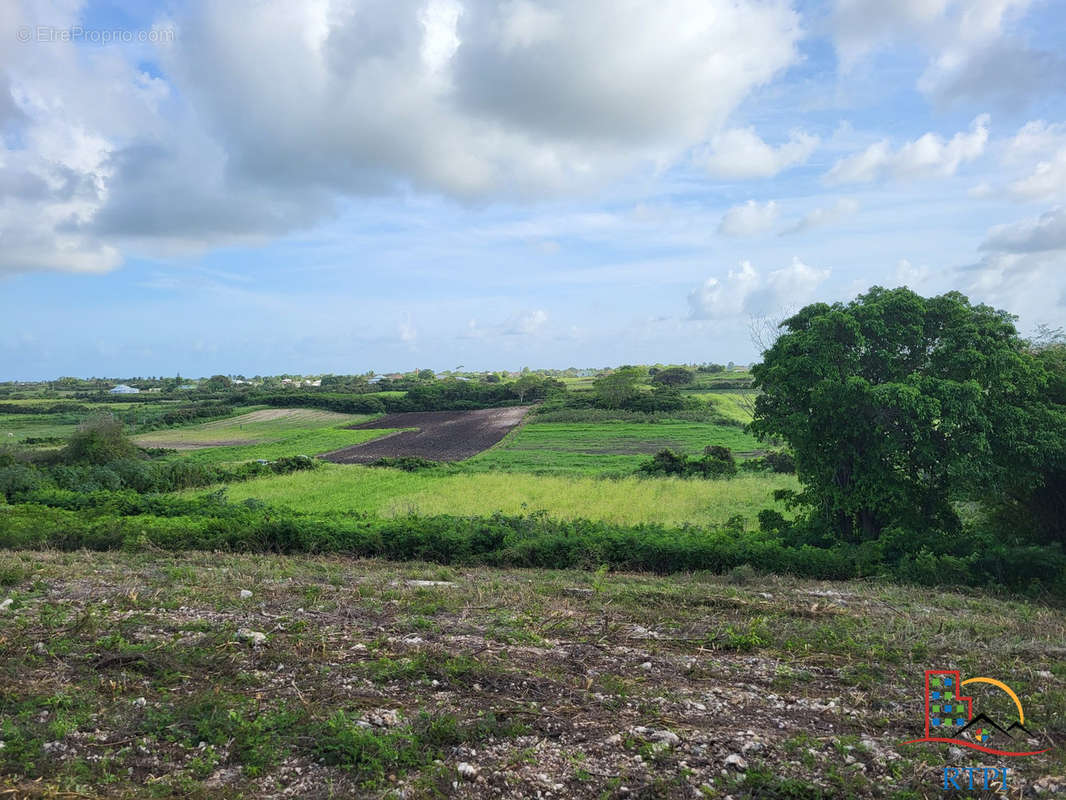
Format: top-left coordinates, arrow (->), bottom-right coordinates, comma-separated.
61,413 -> 140,465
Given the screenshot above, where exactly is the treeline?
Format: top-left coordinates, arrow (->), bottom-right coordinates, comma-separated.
258,376 -> 565,414
1,493 -> 1061,598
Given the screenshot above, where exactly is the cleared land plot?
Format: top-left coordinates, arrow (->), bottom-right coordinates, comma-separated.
132,409 -> 392,464
465,420 -> 762,476
323,407 -> 530,464
1,550 -> 1062,799
223,464 -> 796,527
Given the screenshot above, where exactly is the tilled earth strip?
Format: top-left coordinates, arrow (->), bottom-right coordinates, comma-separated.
322,407 -> 530,463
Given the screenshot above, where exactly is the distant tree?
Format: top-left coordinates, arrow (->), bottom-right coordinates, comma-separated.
511,375 -> 541,402
652,367 -> 694,387
202,374 -> 232,391
751,287 -> 1047,542
416,369 -> 435,381
594,367 -> 646,408
697,363 -> 725,374
62,413 -> 139,465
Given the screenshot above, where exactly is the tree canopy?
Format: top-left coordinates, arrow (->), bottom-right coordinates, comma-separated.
750,286 -> 1050,542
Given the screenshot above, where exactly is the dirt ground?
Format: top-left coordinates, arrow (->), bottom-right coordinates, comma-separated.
1,551 -> 1063,798
322,407 -> 530,463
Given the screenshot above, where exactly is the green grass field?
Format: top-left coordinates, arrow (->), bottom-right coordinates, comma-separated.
464,420 -> 763,476
221,463 -> 795,527
0,413 -> 81,443
132,408 -> 396,464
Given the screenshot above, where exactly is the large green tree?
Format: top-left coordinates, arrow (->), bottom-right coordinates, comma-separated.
750,287 -> 1045,542
593,367 -> 646,408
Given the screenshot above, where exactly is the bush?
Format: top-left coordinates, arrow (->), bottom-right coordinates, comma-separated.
637,447 -> 737,478
61,414 -> 140,465
763,450 -> 796,474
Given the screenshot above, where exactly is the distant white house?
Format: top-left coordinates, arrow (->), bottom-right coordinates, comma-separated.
110,384 -> 139,394
368,376 -> 385,384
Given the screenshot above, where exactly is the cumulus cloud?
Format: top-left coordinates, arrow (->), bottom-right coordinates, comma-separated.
962,206 -> 1066,322
461,309 -> 549,338
833,0 -> 1032,65
1005,120 -> 1066,163
717,200 -> 779,237
704,128 -> 818,179
825,115 -> 989,184
504,309 -> 549,336
1009,152 -> 1066,201
688,257 -> 830,320
833,1 -> 1059,111
1,0 -> 804,276
980,207 -> 1066,253
918,40 -> 1066,109
780,197 -> 859,235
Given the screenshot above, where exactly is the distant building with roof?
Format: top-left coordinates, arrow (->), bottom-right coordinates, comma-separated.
109,384 -> 140,394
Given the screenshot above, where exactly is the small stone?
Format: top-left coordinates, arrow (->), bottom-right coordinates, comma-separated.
35,642 -> 47,654
1036,670 -> 1053,679
0,598 -> 12,612
235,628 -> 267,646
724,753 -> 748,770
640,661 -> 653,670
651,730 -> 680,747
457,762 -> 478,780
133,697 -> 147,708
239,589 -> 253,599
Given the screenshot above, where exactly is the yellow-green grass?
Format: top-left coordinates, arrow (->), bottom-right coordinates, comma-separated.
132,408 -> 396,464
464,420 -> 762,476
221,464 -> 797,527
705,392 -> 757,424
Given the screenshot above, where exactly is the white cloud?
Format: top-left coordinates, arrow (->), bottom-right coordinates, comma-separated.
963,205 -> 1066,325
892,258 -> 932,288
1000,121 -> 1066,201
504,309 -> 549,336
833,1 -> 1060,111
825,115 -> 989,184
704,128 -> 818,179
833,0 -> 1031,64
688,257 -> 829,320
1,0 -> 804,276
980,207 -> 1066,253
780,197 -> 859,235
717,200 -> 779,237
1005,121 -> 1066,163
399,318 -> 418,344
1009,151 -> 1066,201
918,40 -> 1066,109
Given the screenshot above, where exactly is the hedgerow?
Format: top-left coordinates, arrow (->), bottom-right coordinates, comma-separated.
1,492 -> 1062,599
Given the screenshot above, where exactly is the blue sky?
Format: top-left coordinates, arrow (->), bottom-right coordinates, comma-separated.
2,0 -> 1065,379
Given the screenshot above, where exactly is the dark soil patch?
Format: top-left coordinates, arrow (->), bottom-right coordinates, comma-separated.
321,407 -> 530,463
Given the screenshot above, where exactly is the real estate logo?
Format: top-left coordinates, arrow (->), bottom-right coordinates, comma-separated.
902,669 -> 1050,757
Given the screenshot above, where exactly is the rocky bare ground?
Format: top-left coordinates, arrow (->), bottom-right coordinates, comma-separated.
0,550 -> 1063,798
